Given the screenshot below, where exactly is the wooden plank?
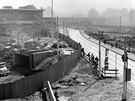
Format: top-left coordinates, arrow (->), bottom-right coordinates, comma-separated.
47,81 -> 56,101
103,72 -> 118,74
104,69 -> 118,71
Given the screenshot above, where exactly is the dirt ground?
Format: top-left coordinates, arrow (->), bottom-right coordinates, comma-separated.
52,58 -> 135,101
2,58 -> 135,101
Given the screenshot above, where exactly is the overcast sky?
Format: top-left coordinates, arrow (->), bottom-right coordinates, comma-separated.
0,0 -> 135,16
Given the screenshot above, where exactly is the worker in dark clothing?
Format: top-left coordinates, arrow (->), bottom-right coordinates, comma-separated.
54,91 -> 59,101
87,52 -> 90,57
91,53 -> 94,64
104,56 -> 109,70
104,40 -> 107,44
87,52 -> 91,63
93,57 -> 98,69
78,42 -> 81,48
115,42 -> 118,48
40,87 -> 47,101
95,57 -> 99,63
121,52 -> 128,62
111,43 -> 114,47
81,48 -> 85,56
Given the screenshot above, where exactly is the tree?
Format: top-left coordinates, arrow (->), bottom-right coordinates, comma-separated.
129,9 -> 135,26
120,8 -> 129,26
120,8 -> 128,18
43,6 -> 57,17
88,8 -> 100,18
103,8 -> 121,18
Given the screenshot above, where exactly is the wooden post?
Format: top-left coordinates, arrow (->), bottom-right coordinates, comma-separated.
47,81 -> 57,101
33,32 -> 34,42
56,16 -> 59,56
63,58 -> 65,76
115,53 -> 117,77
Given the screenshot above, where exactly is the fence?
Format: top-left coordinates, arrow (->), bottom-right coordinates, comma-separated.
59,33 -> 80,50
0,33 -> 81,100
31,50 -> 57,68
80,29 -> 135,86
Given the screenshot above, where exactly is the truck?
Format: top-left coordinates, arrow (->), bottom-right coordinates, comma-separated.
0,62 -> 10,76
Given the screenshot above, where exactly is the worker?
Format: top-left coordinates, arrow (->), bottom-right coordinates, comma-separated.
87,52 -> 90,57
103,40 -> 107,44
81,48 -> 85,56
111,43 -> 114,47
91,53 -> 94,64
121,52 -> 128,62
95,57 -> 99,63
87,52 -> 91,63
104,56 -> 109,70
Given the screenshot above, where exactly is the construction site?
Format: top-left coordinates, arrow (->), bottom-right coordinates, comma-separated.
0,1 -> 135,101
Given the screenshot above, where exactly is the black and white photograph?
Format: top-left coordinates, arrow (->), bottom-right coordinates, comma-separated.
0,0 -> 135,101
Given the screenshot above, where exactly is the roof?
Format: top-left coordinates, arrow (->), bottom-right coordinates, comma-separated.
0,8 -> 44,11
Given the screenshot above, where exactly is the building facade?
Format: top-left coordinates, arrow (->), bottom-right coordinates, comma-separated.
0,9 -> 43,21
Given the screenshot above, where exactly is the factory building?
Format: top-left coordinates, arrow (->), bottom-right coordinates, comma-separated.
0,8 -> 43,21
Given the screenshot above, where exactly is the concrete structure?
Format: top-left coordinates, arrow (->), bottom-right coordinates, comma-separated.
0,9 -> 43,21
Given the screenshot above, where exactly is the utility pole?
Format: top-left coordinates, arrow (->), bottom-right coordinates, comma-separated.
17,33 -> 19,49
98,31 -> 102,78
63,20 -> 65,35
33,32 -> 34,42
56,16 -> 59,56
122,37 -> 128,101
51,0 -> 54,44
120,16 -> 122,37
65,20 -> 68,35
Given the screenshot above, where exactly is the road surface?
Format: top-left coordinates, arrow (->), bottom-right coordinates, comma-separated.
66,28 -> 135,87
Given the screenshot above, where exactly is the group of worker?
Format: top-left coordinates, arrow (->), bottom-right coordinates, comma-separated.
81,48 -> 99,69
103,39 -> 120,49
81,47 -> 110,70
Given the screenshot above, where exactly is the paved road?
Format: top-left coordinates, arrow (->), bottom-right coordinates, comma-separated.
67,28 -> 135,87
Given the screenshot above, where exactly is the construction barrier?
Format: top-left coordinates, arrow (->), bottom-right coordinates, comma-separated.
0,33 -> 81,100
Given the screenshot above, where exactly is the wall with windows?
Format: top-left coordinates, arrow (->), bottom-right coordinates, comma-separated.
0,9 -> 43,21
